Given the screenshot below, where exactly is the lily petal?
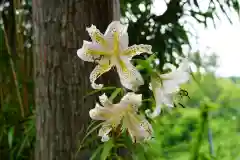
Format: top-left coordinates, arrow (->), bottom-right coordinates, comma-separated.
178,58 -> 189,70
101,135 -> 110,142
159,59 -> 190,93
113,31 -> 120,53
98,124 -> 112,142
146,88 -> 174,118
124,113 -> 152,142
145,105 -> 161,119
104,21 -> 129,50
104,21 -> 127,37
160,59 -> 189,83
106,115 -> 123,129
146,88 -> 162,118
177,60 -> 190,82
90,60 -> 112,89
77,41 -> 100,62
122,44 -> 152,58
86,24 -> 108,47
139,119 -> 153,140
122,113 -> 140,142
116,57 -> 144,91
161,79 -> 182,93
99,93 -> 112,107
89,103 -> 112,120
149,83 -> 152,90
163,63 -> 177,71
120,92 -> 142,107
77,40 -> 111,62
160,71 -> 189,86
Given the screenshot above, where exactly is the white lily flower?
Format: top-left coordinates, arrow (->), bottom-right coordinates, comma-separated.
89,92 -> 153,143
146,59 -> 190,118
77,21 -> 152,91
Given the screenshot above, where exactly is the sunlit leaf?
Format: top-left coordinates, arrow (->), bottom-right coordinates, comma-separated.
90,145 -> 104,160
109,88 -> 123,102
8,126 -> 14,149
101,138 -> 114,160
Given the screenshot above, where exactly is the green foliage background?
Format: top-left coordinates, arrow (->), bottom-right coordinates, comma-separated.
0,0 -> 239,159
133,73 -> 240,160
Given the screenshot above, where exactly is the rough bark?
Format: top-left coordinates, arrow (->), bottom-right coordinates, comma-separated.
33,0 -> 120,159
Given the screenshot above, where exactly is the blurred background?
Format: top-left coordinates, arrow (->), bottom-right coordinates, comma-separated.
0,0 -> 239,159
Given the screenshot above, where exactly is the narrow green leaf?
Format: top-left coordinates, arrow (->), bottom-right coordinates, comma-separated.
86,121 -> 98,133
90,145 -> 104,160
142,98 -> 154,103
101,138 -> 114,160
16,133 -> 29,158
8,126 -> 14,149
109,88 -> 122,101
76,122 -> 104,153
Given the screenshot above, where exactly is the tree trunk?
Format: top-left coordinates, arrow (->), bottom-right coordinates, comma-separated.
33,0 -> 120,159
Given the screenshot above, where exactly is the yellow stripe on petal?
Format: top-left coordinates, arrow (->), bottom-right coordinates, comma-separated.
86,49 -> 111,56
122,44 -> 152,58
116,58 -> 144,91
118,57 -> 128,72
86,25 -> 108,47
113,32 -> 119,54
90,63 -> 112,89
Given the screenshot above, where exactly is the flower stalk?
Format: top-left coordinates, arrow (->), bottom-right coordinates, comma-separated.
190,104 -> 209,160
3,27 -> 25,118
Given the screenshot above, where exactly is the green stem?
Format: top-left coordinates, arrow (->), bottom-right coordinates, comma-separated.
190,71 -> 215,158
2,27 -> 25,118
190,105 -> 208,160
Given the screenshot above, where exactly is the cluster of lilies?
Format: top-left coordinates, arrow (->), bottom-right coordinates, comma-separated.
77,21 -> 190,143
